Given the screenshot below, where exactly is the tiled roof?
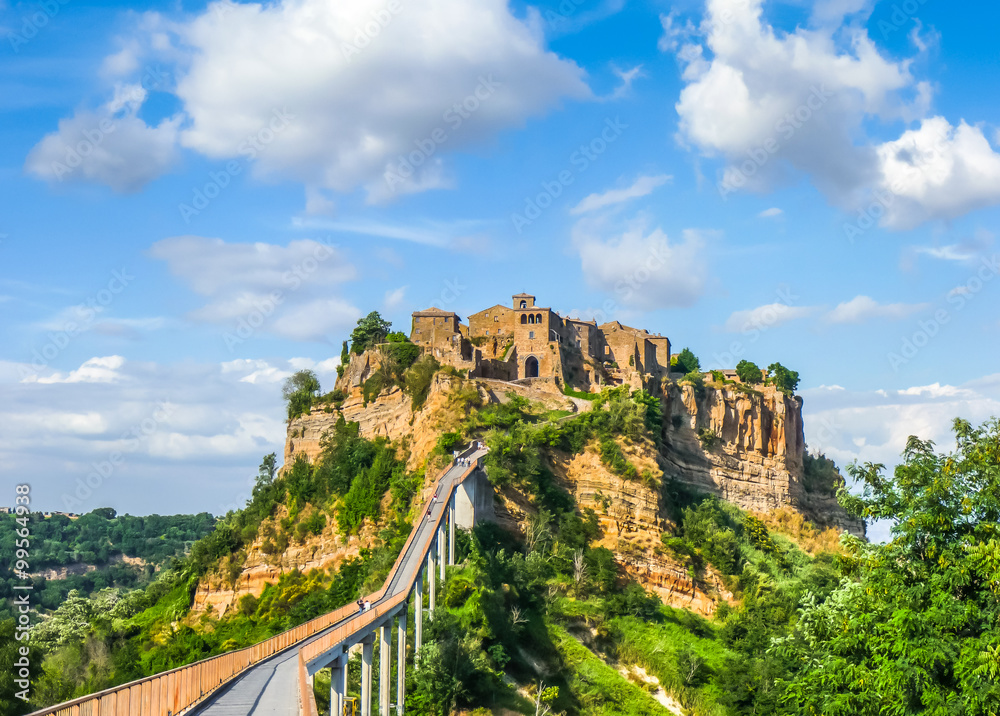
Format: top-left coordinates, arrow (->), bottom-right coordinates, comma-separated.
412,307 -> 458,317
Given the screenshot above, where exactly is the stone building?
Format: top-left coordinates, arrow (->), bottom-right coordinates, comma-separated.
411,293 -> 671,391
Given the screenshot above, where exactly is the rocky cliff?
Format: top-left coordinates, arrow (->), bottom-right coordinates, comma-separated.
661,380 -> 863,537
238,364 -> 860,618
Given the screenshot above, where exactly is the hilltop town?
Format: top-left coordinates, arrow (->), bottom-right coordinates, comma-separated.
408,292 -> 671,393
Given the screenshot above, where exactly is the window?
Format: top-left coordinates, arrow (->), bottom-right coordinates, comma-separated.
485,330 -> 489,335
520,300 -> 527,308
494,316 -> 498,322
536,313 -> 542,324
529,330 -> 535,339
528,314 -> 535,325
576,340 -> 581,348
520,314 -> 527,324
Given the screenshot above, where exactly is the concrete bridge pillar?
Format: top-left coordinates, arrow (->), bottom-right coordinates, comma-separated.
396,609 -> 407,715
437,526 -> 446,582
361,634 -> 375,716
330,654 -> 347,716
448,497 -> 456,565
428,547 -> 436,615
379,623 -> 392,716
414,570 -> 423,652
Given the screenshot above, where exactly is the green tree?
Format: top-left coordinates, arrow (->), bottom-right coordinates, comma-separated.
0,619 -> 40,716
774,418 -> 1000,715
735,359 -> 763,385
672,347 -> 701,374
282,369 -> 320,400
350,311 -> 392,354
765,362 -> 799,393
282,369 -> 320,420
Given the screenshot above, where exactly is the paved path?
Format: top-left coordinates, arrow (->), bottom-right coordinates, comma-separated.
191,450 -> 485,716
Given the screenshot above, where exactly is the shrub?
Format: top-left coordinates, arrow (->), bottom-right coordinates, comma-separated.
765,362 -> 799,393
350,311 -> 392,354
403,355 -> 440,410
599,438 -> 638,480
671,347 -> 700,374
381,340 -> 421,371
697,428 -> 718,449
802,451 -> 845,495
735,360 -> 762,385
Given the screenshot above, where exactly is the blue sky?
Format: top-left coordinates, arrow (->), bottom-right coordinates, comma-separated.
3,0 -> 1000,537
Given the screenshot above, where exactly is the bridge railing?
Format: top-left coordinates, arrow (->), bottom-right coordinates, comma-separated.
26,455 -> 481,716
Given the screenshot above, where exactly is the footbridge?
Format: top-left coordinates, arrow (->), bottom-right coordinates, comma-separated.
29,443 -> 492,716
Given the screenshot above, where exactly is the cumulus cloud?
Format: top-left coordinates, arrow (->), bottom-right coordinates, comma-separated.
572,216 -> 709,310
723,303 -> 818,332
30,0 -> 587,197
758,207 -> 783,218
149,236 -> 360,343
170,0 -> 589,201
570,174 -> 672,214
665,0 -> 1000,228
25,84 -> 180,192
801,373 -> 1000,482
825,295 -> 930,324
0,356 -> 344,514
876,118 -> 1000,229
25,355 -> 127,384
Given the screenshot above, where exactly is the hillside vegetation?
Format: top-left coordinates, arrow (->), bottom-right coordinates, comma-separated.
6,341 -> 999,716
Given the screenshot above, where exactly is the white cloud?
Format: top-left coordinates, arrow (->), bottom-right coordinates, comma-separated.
570,174 -> 672,214
169,0 -> 590,201
572,217 -> 709,310
26,356 -> 127,384
0,356 -> 346,514
665,0 -> 1000,228
384,286 -> 407,310
602,65 -> 644,101
25,85 -> 180,192
825,295 -> 930,324
876,118 -> 1000,229
149,236 -> 360,343
758,207 -> 783,218
802,373 -> 1000,485
723,303 -> 817,332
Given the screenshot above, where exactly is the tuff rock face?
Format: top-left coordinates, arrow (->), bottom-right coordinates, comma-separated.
202,369 -> 860,617
661,381 -> 863,537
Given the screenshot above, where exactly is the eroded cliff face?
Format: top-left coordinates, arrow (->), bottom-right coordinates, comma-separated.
661,381 -> 863,537
547,445 -> 733,615
191,505 -> 378,617
230,369 -> 859,619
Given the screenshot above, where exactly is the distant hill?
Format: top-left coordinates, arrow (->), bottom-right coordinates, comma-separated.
0,509 -> 215,620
